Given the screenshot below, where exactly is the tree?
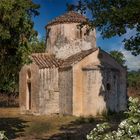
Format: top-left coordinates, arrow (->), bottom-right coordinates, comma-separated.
73,0 -> 140,55
0,0 -> 40,92
128,70 -> 140,91
109,50 -> 126,66
29,37 -> 45,53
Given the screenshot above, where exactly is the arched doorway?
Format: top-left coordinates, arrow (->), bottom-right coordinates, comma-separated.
26,69 -> 31,110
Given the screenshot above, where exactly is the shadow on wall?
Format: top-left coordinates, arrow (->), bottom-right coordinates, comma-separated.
98,51 -> 122,114
0,117 -> 28,139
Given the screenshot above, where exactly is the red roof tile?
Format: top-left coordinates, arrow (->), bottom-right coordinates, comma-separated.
60,48 -> 98,69
46,11 -> 87,27
31,53 -> 63,69
31,48 -> 97,69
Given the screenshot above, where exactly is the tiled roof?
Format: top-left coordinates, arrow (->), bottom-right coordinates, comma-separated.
31,53 -> 63,69
46,11 -> 87,27
60,48 -> 98,69
31,49 -> 97,69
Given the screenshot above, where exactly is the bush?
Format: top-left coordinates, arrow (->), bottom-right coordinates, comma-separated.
87,97 -> 140,140
0,131 -> 8,140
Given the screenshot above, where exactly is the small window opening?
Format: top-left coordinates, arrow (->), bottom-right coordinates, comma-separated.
80,29 -> 82,39
106,83 -> 111,91
46,28 -> 51,38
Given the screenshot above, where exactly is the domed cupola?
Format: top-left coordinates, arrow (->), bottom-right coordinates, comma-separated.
45,11 -> 96,59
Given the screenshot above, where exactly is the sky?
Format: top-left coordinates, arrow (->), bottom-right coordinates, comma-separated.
32,0 -> 140,71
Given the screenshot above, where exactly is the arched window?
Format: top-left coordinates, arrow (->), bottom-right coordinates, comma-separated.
27,69 -> 31,79
76,29 -> 82,39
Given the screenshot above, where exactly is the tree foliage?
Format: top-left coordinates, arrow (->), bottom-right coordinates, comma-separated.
73,0 -> 140,55
0,0 -> 40,92
109,50 -> 126,66
128,70 -> 140,91
29,38 -> 45,54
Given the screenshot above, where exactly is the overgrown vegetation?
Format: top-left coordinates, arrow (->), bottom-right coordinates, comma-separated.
128,70 -> 140,90
0,131 -> 8,140
87,97 -> 140,140
127,70 -> 140,97
0,0 -> 45,93
109,50 -> 140,97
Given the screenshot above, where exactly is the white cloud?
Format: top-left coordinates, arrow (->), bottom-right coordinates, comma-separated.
119,49 -> 140,71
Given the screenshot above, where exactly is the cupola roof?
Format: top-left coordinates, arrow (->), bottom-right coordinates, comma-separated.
46,11 -> 87,28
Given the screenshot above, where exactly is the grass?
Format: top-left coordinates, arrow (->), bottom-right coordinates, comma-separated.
0,108 -> 122,140
0,108 -> 77,139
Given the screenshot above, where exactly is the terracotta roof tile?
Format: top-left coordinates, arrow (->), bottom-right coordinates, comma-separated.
31,49 -> 97,69
31,53 -> 63,69
60,48 -> 98,69
46,11 -> 87,27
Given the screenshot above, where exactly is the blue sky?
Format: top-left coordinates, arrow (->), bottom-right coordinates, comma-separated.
32,0 -> 140,70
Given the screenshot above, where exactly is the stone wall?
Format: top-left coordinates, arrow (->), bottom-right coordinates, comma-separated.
30,64 -> 40,114
19,64 -> 39,114
38,68 -> 59,114
59,68 -> 73,115
83,70 -> 106,116
45,23 -> 96,59
72,49 -> 127,116
83,69 -> 120,116
99,50 -> 127,111
19,65 -> 28,113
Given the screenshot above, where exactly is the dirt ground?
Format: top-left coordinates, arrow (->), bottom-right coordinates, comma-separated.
0,108 -> 109,140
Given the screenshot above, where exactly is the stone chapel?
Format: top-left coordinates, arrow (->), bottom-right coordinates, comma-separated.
19,11 -> 127,116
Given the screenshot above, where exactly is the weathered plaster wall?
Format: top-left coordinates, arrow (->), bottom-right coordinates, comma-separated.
82,69 -> 120,116
19,64 -> 40,114
30,64 -> 40,114
99,50 -> 127,111
72,49 -> 127,116
82,70 -> 106,116
38,68 -> 59,115
19,65 -> 28,113
59,68 -> 73,115
46,23 -> 96,59
73,49 -> 100,116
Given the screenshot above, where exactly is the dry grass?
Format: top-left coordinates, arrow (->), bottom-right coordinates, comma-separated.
0,108 -> 121,140
0,108 -> 77,139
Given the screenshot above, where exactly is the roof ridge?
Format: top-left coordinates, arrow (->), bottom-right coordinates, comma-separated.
60,48 -> 98,69
46,11 -> 87,27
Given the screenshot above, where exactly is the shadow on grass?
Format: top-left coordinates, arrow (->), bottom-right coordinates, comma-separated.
44,114 -> 123,140
0,117 -> 28,139
45,117 -> 104,140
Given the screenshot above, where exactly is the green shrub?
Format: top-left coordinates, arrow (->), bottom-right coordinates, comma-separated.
87,97 -> 140,140
0,131 -> 8,140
